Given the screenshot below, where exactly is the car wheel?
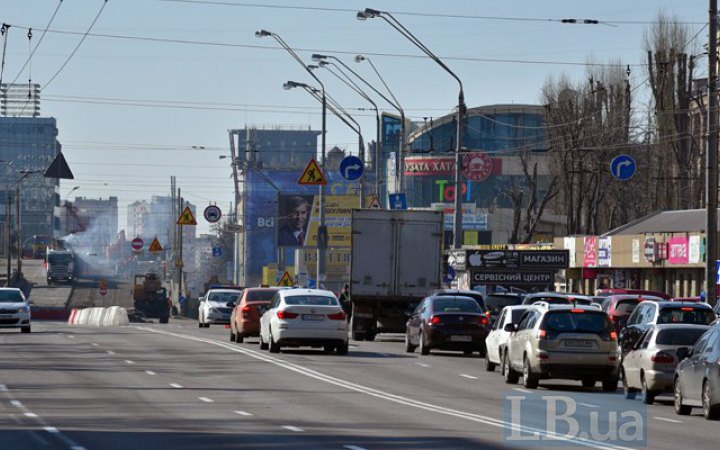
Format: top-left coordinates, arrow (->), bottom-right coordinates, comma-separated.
602,377 -> 619,393
230,330 -> 236,342
582,378 -> 596,388
259,333 -> 269,351
485,352 -> 496,372
622,369 -> 637,400
674,377 -> 692,415
324,345 -> 335,353
641,374 -> 655,405
269,332 -> 280,353
419,333 -> 430,356
478,342 -> 487,358
702,380 -> 720,420
522,356 -> 539,389
500,350 -> 507,377
365,332 -> 376,342
404,333 -> 416,353
336,341 -> 349,355
504,352 -> 519,384
20,326 -> 31,334
236,334 -> 244,344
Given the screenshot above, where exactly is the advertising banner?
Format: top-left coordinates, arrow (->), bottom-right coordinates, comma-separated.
466,250 -> 569,270
598,236 -> 612,268
404,155 -> 503,178
632,239 -> 640,264
689,235 -> 701,264
471,270 -> 554,286
668,236 -> 689,265
583,236 -> 598,268
564,237 -> 576,267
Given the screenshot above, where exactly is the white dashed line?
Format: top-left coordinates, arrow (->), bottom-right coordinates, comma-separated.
0,384 -> 7,392
24,412 -> 38,418
105,351 -> 116,355
282,426 -> 304,432
654,416 -> 683,424
512,388 -> 532,393
124,360 -> 135,365
198,397 -> 214,403
44,427 -> 59,434
91,343 -> 99,347
234,410 -> 253,416
169,383 -> 183,389
67,335 -> 74,339
459,374 -> 478,380
10,400 -> 22,407
145,370 -> 157,376
415,363 -> 430,368
343,446 -> 368,450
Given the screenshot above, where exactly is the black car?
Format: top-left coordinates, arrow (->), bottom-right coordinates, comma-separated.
674,324 -> 720,420
431,289 -> 489,314
484,292 -> 524,324
619,301 -> 716,354
405,295 -> 490,357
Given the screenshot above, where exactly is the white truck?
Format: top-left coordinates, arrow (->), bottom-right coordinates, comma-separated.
46,248 -> 75,284
349,209 -> 444,341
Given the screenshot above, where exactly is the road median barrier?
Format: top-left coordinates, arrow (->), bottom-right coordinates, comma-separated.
67,306 -> 129,326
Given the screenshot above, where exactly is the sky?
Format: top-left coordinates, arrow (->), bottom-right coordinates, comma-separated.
0,0 -> 708,236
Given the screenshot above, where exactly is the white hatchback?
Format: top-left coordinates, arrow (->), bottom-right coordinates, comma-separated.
259,288 -> 349,355
198,289 -> 242,327
0,288 -> 32,333
485,305 -> 530,372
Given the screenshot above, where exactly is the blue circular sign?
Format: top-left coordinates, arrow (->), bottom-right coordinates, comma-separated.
340,155 -> 364,181
443,266 -> 456,284
610,154 -> 637,181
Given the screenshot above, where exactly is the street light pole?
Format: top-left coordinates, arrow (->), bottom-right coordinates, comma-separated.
706,0 -> 718,306
256,29 -> 328,286
358,8 -> 467,248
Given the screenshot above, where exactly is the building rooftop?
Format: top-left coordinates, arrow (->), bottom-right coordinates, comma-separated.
605,209 -> 720,235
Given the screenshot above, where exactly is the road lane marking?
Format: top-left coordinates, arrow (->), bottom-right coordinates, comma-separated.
24,412 -> 38,418
0,384 -> 7,392
198,397 -> 214,403
654,416 -> 683,424
169,383 -> 183,389
459,374 -> 478,380
145,370 -> 157,376
512,388 -> 531,393
124,360 -> 135,365
282,426 -> 304,432
10,400 -> 22,407
44,426 -> 59,434
234,411 -> 253,416
140,326 -> 637,450
91,343 -> 99,347
105,351 -> 115,355
578,403 -> 599,408
67,335 -> 74,339
415,363 -> 430,368
343,446 -> 368,450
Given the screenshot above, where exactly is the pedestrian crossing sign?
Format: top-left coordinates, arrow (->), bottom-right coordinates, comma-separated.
278,271 -> 294,287
298,159 -> 327,185
367,195 -> 381,209
149,237 -> 164,252
177,206 -> 197,225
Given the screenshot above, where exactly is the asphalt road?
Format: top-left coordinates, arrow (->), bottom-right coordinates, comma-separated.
0,321 -> 716,450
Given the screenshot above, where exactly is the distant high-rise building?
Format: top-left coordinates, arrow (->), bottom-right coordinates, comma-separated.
233,125 -> 321,170
1,84 -> 41,117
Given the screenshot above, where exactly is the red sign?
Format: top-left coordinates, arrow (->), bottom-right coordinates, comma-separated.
583,236 -> 598,268
668,237 -> 689,264
100,287 -> 108,296
131,237 -> 143,251
404,154 -> 502,178
463,152 -> 493,182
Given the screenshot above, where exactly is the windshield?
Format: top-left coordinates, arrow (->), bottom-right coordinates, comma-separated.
656,328 -> 709,346
48,254 -> 73,264
658,308 -> 716,325
432,297 -> 481,313
544,311 -> 611,333
284,295 -> 338,306
485,295 -> 523,311
0,290 -> 25,303
208,292 -> 241,303
247,290 -> 279,302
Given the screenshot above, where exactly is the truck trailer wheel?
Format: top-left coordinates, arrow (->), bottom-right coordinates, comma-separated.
159,316 -> 169,324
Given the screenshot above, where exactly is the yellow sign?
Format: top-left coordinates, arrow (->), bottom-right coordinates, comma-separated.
367,195 -> 381,209
278,271 -> 294,287
305,195 -> 356,248
298,159 -> 327,185
149,237 -> 164,252
176,258 -> 184,268
177,206 -> 197,225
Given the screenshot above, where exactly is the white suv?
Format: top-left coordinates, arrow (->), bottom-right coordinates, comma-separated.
198,289 -> 242,328
0,288 -> 32,333
259,288 -> 349,355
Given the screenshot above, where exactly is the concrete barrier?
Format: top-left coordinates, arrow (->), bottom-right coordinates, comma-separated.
67,307 -> 129,327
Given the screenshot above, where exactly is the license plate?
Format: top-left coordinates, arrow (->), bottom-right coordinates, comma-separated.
302,314 -> 324,321
563,339 -> 595,348
450,335 -> 472,342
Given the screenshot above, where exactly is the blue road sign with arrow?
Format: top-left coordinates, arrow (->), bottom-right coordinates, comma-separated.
340,155 -> 364,181
610,154 -> 637,181
389,193 -> 407,210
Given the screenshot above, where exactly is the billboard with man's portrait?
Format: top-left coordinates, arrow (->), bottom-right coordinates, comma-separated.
277,194 -> 314,247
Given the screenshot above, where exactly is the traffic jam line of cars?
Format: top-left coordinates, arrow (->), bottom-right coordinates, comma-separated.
196,284 -> 720,421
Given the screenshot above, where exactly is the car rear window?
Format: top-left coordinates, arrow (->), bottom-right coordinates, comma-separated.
658,307 -> 716,325
0,290 -> 24,303
510,308 -> 529,323
208,292 -> 241,303
524,296 -> 571,305
247,290 -> 277,302
614,299 -> 639,315
544,311 -> 611,333
284,295 -> 338,306
656,328 -> 709,346
432,298 -> 481,313
485,295 -> 523,310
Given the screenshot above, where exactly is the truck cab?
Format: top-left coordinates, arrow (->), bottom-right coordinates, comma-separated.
46,248 -> 75,285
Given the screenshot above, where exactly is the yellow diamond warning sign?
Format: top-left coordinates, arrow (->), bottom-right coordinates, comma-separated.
177,206 -> 197,225
278,271 -> 294,287
298,159 -> 327,185
149,237 -> 164,252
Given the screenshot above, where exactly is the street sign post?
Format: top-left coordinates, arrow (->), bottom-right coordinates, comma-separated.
298,159 -> 327,185
204,205 -> 222,223
99,279 -> 108,296
389,193 -> 407,210
610,154 -> 637,181
339,155 -> 364,181
212,246 -> 222,257
131,237 -> 143,251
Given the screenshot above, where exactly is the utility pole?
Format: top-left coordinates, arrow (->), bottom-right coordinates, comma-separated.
177,188 -> 183,301
707,0 -> 719,306
15,186 -> 21,276
5,191 -> 11,284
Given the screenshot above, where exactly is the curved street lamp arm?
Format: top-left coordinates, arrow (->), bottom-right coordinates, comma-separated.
266,32 -> 325,92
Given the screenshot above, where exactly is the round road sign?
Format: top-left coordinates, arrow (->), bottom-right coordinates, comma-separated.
610,154 -> 637,181
131,237 -> 144,251
340,155 -> 364,181
99,287 -> 108,296
463,152 -> 493,181
204,205 -> 222,223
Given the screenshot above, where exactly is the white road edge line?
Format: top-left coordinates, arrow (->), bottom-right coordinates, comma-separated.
44,427 -> 59,434
198,397 -> 214,403
234,410 -> 253,416
459,374 -> 478,380
512,388 -> 531,393
105,351 -> 115,355
145,370 -> 157,376
343,446 -> 368,450
415,363 -> 430,368
653,416 -> 683,424
124,360 -> 135,365
10,400 -> 22,407
0,384 -> 8,392
91,343 -> 99,347
169,383 -> 183,389
139,326 -> 637,450
282,425 -> 304,432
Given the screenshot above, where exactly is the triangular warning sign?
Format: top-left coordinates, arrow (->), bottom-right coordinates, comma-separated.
298,159 -> 327,185
177,206 -> 197,225
44,152 -> 74,180
278,271 -> 294,287
367,195 -> 381,209
149,238 -> 164,252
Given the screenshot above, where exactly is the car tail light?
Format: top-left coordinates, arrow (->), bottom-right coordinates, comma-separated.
538,329 -> 547,339
608,355 -> 617,361
429,316 -> 442,325
277,310 -> 298,320
570,309 -> 585,313
609,315 -> 617,322
681,307 -> 694,312
479,315 -> 489,326
651,351 -> 674,364
242,305 -> 251,313
486,311 -> 492,320
327,312 -> 346,321
610,331 -> 618,341
537,352 -> 549,360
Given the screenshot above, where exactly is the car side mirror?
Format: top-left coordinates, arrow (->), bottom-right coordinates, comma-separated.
676,347 -> 691,361
504,323 -> 516,332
